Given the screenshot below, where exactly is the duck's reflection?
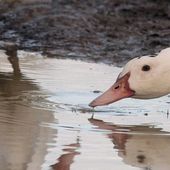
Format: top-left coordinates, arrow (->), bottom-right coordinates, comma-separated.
89,118 -> 170,170
51,136 -> 80,170
0,72 -> 56,170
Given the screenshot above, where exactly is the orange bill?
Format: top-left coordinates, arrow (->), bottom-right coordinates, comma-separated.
89,72 -> 135,107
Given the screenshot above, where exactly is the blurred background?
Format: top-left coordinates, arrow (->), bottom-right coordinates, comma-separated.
0,0 -> 170,65
0,1 -> 170,170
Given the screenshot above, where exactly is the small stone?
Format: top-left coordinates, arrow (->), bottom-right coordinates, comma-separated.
93,90 -> 101,93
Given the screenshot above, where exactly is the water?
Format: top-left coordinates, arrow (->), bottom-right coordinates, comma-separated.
0,50 -> 170,170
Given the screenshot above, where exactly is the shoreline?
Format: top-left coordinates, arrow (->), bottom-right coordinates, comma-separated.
0,0 -> 169,66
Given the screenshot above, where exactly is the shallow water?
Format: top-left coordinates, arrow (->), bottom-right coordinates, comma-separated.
0,51 -> 170,170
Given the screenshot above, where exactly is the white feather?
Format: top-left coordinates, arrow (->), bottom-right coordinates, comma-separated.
119,47 -> 170,99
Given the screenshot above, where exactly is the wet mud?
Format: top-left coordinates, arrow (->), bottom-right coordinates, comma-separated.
0,0 -> 170,65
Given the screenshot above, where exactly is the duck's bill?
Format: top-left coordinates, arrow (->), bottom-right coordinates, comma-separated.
89,72 -> 135,107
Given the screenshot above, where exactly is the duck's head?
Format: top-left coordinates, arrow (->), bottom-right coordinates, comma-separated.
89,47 -> 170,107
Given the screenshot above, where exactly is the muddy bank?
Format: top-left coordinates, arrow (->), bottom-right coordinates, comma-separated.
0,0 -> 170,65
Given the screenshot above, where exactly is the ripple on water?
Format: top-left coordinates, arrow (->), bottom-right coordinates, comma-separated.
0,50 -> 170,170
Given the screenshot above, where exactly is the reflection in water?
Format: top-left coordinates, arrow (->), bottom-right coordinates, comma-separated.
0,71 -> 56,170
51,136 -> 80,170
0,72 -> 37,97
89,118 -> 170,170
1,50 -> 170,170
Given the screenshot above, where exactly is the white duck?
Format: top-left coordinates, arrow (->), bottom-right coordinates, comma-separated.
89,47 -> 170,107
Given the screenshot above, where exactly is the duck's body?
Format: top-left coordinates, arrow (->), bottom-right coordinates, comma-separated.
89,47 -> 170,107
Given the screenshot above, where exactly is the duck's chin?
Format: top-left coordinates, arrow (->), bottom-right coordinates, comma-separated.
131,93 -> 166,99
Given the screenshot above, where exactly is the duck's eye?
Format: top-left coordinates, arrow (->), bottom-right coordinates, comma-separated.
142,65 -> 151,71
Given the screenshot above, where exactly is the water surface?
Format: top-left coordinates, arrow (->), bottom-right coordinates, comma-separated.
0,51 -> 170,170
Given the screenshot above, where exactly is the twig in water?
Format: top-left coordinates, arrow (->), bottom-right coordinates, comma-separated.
91,107 -> 95,119
167,109 -> 169,119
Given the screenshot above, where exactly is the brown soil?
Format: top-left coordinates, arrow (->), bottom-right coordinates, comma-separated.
0,0 -> 170,66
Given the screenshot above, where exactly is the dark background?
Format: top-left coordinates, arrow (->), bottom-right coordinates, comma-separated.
0,0 -> 170,65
